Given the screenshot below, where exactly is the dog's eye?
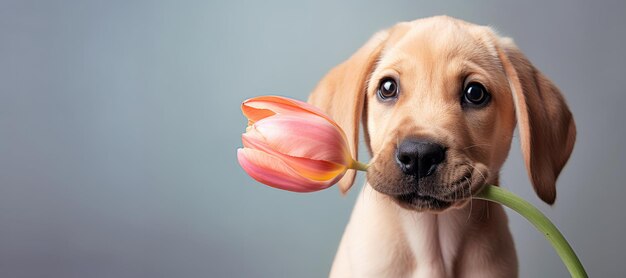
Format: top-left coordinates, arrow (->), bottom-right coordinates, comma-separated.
462,82 -> 490,107
377,78 -> 398,100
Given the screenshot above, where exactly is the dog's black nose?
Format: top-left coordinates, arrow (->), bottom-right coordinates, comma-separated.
396,140 -> 446,178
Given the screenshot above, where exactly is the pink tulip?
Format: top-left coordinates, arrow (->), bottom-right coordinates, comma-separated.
237,96 -> 363,192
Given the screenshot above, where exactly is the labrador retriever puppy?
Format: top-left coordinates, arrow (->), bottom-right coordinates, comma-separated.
308,16 -> 575,277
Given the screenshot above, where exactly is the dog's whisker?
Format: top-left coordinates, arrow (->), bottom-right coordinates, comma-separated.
465,163 -> 486,183
465,176 -> 473,223
454,187 -> 457,202
463,143 -> 492,150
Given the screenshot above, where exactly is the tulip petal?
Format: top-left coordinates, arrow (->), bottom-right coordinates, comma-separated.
237,148 -> 341,192
242,133 -> 347,181
242,96 -> 339,128
251,114 -> 352,166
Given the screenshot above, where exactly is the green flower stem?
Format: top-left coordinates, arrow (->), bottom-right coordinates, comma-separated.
476,185 -> 587,278
349,160 -> 369,171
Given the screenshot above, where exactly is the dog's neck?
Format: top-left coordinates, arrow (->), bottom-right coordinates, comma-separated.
394,193 -> 490,276
345,181 -> 508,277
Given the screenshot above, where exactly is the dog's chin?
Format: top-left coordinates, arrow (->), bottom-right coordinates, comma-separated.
392,192 -> 454,212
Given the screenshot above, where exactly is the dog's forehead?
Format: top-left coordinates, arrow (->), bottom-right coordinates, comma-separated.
380,18 -> 499,71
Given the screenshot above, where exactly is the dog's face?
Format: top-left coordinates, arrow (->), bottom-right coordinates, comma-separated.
309,16 -> 575,211
364,20 -> 516,211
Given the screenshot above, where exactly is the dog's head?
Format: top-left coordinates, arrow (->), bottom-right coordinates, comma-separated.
308,16 -> 575,211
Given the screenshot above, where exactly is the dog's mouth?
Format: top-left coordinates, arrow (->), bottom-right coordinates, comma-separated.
391,175 -> 473,212
366,152 -> 491,212
371,163 -> 489,212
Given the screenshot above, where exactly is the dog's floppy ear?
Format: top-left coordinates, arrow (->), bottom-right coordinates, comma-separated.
308,30 -> 389,194
496,38 -> 576,204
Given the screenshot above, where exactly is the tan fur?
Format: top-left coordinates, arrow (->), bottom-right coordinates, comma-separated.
308,16 -> 575,277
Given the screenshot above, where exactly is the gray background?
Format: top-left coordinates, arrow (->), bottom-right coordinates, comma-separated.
1,0 -> 624,277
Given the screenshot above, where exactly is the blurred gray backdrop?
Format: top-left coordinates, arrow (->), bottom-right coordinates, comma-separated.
1,0 -> 625,277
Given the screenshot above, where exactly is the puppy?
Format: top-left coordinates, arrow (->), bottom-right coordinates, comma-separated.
308,16 -> 575,277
